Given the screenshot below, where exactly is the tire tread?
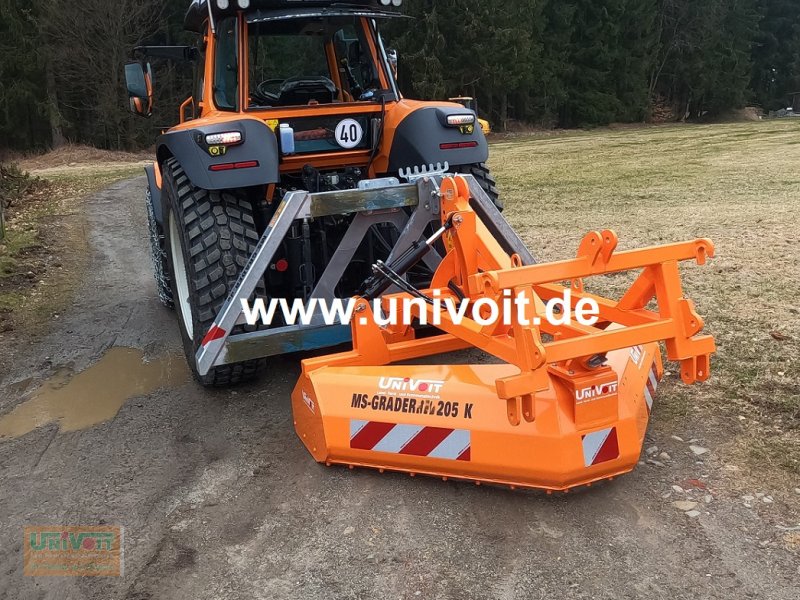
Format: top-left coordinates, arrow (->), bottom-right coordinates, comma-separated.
164,157 -> 266,386
459,162 -> 503,211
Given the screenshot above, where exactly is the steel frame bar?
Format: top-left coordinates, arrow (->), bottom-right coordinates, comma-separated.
196,176 -> 476,374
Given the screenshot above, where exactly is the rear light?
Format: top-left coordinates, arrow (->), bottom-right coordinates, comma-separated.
209,160 -> 259,172
379,0 -> 403,6
446,114 -> 476,127
440,141 -> 479,150
205,131 -> 242,146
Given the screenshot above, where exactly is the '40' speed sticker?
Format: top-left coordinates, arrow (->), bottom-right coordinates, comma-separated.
335,118 -> 364,149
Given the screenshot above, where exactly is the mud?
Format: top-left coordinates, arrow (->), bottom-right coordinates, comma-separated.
0,177 -> 797,600
0,347 -> 188,439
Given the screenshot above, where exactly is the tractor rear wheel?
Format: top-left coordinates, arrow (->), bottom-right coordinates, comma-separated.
145,187 -> 174,309
457,163 -> 503,211
162,158 -> 266,387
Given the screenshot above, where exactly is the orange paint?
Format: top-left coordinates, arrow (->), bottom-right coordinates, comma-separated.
291,175 -> 716,491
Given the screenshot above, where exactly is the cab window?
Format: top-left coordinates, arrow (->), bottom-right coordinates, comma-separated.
214,17 -> 238,111
333,23 -> 381,99
195,36 -> 207,106
247,17 -> 383,108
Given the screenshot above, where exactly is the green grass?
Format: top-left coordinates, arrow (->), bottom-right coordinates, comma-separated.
0,166 -> 45,283
0,291 -> 24,312
490,120 -> 800,474
0,228 -> 37,274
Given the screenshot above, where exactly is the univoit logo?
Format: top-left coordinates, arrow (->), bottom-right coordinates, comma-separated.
378,377 -> 445,395
575,382 -> 619,404
24,526 -> 122,577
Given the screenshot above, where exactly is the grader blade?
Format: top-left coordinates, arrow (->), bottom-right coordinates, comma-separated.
291,175 -> 715,491
293,345 -> 664,490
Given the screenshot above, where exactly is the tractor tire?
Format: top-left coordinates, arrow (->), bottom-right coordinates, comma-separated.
145,187 -> 174,309
457,163 -> 503,211
162,158 -> 266,387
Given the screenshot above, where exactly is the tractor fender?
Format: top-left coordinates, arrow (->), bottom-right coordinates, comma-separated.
156,119 -> 280,191
386,106 -> 489,173
144,162 -> 163,226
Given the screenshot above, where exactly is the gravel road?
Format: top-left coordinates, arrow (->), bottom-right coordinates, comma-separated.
0,177 -> 797,600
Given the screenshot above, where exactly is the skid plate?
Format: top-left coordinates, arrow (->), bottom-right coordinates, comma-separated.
292,343 -> 663,491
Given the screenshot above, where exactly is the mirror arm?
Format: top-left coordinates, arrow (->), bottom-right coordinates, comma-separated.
134,46 -> 199,63
207,0 -> 216,35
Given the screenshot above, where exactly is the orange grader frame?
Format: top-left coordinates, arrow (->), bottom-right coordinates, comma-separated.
292,176 -> 715,491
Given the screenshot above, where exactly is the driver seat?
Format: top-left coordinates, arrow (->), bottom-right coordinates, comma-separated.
279,76 -> 337,106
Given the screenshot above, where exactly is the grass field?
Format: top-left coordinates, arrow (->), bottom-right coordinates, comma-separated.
491,121 -> 800,476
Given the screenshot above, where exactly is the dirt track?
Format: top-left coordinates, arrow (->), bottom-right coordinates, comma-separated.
0,177 -> 797,599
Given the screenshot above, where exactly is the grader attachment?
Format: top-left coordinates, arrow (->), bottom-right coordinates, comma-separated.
194,171 -> 714,491
290,175 -> 715,491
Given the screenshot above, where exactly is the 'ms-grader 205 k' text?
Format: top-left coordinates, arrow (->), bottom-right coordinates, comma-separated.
125,0 -> 716,491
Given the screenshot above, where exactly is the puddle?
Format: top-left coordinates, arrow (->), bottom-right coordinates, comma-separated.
0,347 -> 190,440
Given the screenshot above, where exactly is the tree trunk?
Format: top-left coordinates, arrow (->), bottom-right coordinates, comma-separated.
45,58 -> 66,149
0,166 -> 6,240
500,93 -> 509,131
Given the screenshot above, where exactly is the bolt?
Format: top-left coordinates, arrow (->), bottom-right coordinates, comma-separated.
453,214 -> 464,225
355,304 -> 367,313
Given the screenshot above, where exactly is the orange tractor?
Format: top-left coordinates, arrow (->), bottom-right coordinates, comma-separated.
126,0 -> 715,491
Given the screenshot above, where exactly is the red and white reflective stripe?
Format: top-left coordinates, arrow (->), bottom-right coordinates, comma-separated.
349,420 -> 471,461
201,325 -> 227,347
629,345 -> 644,366
643,361 -> 659,413
582,427 -> 619,467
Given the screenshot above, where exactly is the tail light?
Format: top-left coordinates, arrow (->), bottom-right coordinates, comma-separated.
209,160 -> 259,172
440,141 -> 479,150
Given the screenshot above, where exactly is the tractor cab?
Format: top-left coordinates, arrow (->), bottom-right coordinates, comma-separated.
126,0 -> 493,191
197,2 -> 402,111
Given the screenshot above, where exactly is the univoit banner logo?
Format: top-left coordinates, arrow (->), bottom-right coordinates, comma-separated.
24,526 -> 123,577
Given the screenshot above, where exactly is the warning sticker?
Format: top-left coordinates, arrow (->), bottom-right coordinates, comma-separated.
350,419 -> 471,461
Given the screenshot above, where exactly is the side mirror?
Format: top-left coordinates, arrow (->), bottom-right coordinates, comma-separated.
124,62 -> 153,118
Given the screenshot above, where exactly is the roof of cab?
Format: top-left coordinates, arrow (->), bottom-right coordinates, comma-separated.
184,0 -> 405,33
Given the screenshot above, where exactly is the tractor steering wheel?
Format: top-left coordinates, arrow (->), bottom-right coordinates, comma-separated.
253,78 -> 285,105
